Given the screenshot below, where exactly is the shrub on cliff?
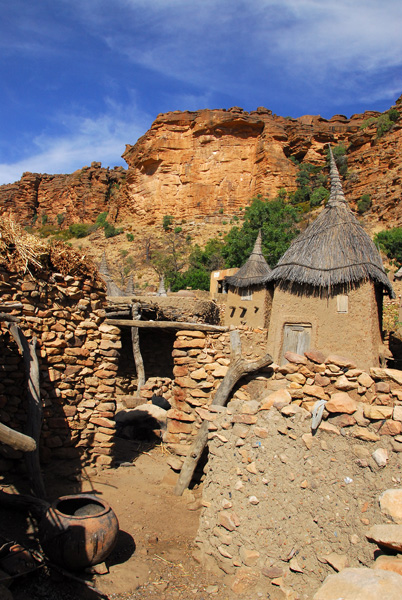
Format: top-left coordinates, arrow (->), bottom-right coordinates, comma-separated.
357,193 -> 372,214
68,223 -> 92,238
104,222 -> 123,238
360,109 -> 399,138
326,143 -> 348,176
310,186 -> 329,208
162,215 -> 174,231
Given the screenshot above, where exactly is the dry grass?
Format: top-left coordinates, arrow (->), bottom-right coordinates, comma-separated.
0,217 -> 104,284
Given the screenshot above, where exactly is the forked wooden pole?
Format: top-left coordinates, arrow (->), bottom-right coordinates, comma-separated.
8,324 -> 45,498
174,330 -> 272,495
131,304 -> 146,397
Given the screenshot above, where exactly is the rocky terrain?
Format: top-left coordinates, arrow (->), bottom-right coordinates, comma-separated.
1,97 -> 402,233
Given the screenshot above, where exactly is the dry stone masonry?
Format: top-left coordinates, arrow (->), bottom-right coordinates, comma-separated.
0,263 -> 120,470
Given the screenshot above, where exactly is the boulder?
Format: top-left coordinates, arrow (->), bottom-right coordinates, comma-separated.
326,392 -> 357,414
379,489 -> 402,523
366,524 -> 402,552
313,567 -> 402,599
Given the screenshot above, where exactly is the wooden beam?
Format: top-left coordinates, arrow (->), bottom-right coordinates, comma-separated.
105,319 -> 228,332
0,302 -> 23,311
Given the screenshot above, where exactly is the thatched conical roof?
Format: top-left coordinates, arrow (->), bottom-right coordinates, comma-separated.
125,274 -> 135,295
99,252 -> 124,296
224,230 -> 272,288
267,147 -> 394,297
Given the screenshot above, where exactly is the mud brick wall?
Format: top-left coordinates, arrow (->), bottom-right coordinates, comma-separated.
0,266 -> 122,469
165,327 -> 269,451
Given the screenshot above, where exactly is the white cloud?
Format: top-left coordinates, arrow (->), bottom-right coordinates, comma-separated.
88,0 -> 402,105
0,103 -> 151,185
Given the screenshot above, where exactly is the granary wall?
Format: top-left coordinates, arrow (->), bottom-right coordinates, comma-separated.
0,266 -> 121,470
224,286 -> 273,329
266,280 -> 382,370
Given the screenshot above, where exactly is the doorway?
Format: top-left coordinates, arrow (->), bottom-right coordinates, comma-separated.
281,323 -> 311,364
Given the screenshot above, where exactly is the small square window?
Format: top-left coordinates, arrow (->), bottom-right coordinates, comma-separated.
240,287 -> 253,301
337,294 -> 348,313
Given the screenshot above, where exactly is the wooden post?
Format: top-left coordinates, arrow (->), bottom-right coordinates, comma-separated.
8,324 -> 45,499
174,330 -> 272,495
131,304 -> 146,397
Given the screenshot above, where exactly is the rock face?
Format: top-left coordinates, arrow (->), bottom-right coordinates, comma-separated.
0,162 -> 127,226
1,98 -> 402,226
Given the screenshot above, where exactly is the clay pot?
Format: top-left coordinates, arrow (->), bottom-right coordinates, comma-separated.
39,494 -> 119,571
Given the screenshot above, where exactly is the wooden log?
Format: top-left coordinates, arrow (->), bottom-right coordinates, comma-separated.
0,422 -> 36,452
0,489 -> 49,518
104,310 -> 131,318
131,304 -> 145,397
0,313 -> 20,322
0,302 -> 23,311
8,324 -> 45,499
106,319 -> 228,332
174,330 -> 272,495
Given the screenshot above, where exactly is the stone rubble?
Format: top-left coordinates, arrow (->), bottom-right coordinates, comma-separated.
191,348 -> 402,598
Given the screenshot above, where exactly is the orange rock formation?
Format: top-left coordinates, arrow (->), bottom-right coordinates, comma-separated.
1,98 -> 402,227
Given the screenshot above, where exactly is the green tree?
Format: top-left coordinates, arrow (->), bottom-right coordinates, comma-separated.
310,186 -> 329,208
56,213 -> 66,227
104,222 -> 123,238
162,215 -> 174,231
374,228 -> 402,267
150,231 -> 190,288
68,223 -> 91,238
222,196 -> 300,268
189,238 -> 226,272
95,212 -> 108,227
171,268 -> 211,292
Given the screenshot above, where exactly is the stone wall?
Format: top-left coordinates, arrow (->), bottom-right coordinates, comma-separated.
164,327 -> 269,454
193,350 -> 402,598
0,265 -> 122,470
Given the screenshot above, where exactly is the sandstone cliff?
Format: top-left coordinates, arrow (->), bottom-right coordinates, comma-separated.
0,162 -> 127,226
1,97 -> 402,228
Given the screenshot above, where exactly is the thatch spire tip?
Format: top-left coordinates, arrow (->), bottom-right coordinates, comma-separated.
328,144 -> 347,206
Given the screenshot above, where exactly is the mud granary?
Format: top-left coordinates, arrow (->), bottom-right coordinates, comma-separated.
214,147 -> 394,371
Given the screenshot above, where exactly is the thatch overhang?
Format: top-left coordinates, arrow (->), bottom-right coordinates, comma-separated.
267,148 -> 395,298
224,230 -> 272,289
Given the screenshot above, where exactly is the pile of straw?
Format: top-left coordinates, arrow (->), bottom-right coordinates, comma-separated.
0,217 -> 102,282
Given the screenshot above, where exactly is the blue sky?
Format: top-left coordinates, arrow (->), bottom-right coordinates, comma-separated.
1,0 -> 401,185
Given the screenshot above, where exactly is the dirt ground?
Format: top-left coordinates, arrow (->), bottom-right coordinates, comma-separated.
0,443 -> 236,600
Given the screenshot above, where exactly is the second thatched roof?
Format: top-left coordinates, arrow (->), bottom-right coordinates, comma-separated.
267,147 -> 394,297
225,230 -> 272,289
